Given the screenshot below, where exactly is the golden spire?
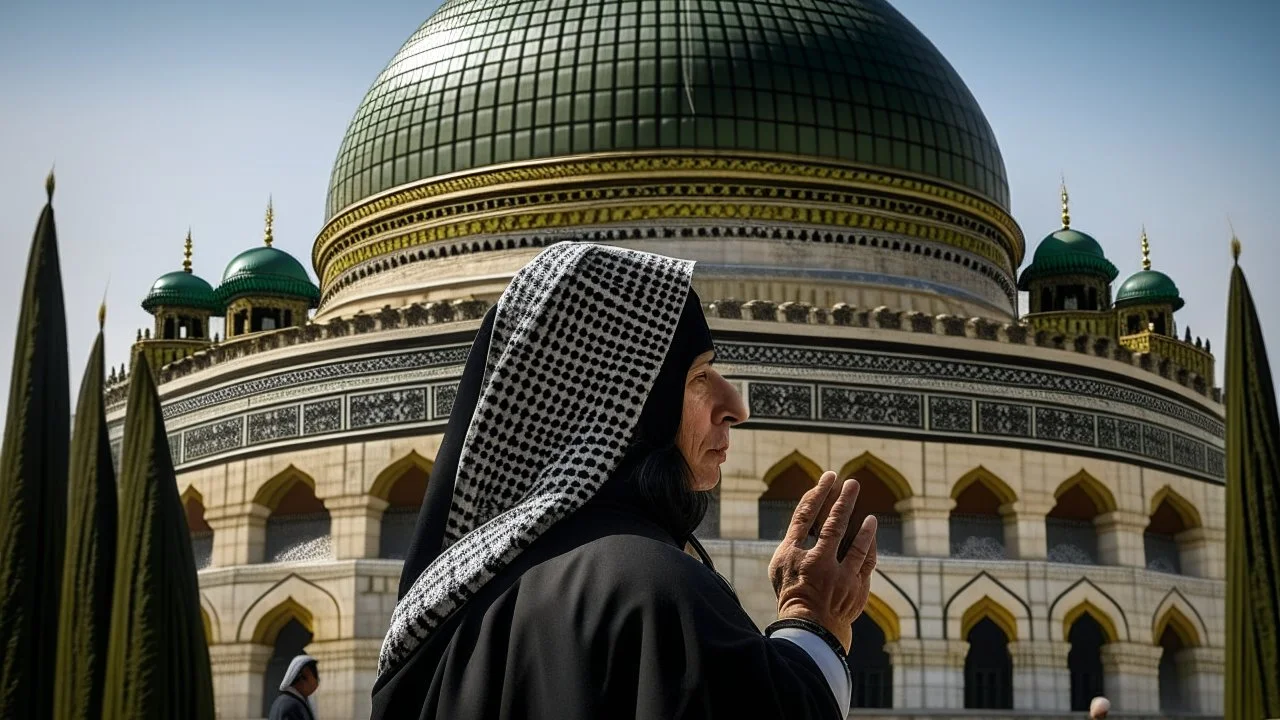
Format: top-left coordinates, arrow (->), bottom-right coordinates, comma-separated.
182,228 -> 193,273
1140,225 -> 1151,271
98,302 -> 106,329
1059,174 -> 1070,229
45,166 -> 55,201
1229,216 -> 1241,264
263,195 -> 274,247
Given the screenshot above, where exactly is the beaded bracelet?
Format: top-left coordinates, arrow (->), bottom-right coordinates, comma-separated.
764,617 -> 850,667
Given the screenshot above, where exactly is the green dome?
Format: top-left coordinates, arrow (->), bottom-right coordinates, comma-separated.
326,0 -> 1010,219
217,247 -> 320,307
1115,269 -> 1184,311
1017,228 -> 1119,289
141,271 -> 221,314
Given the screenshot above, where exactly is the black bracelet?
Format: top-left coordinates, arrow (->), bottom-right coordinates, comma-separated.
765,618 -> 849,666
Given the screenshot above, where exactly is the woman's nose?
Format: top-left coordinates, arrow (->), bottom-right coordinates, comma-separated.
715,374 -> 750,426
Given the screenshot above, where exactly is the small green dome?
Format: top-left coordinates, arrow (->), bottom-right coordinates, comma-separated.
1115,269 -> 1184,311
1017,228 -> 1119,289
217,247 -> 320,307
142,271 -> 221,314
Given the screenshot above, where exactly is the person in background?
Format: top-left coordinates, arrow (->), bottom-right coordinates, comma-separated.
269,655 -> 319,720
1090,696 -> 1111,719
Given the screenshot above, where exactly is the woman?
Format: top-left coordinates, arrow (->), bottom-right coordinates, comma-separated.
374,244 -> 879,719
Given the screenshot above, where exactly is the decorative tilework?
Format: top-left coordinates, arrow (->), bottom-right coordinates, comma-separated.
184,418 -> 244,461
350,388 -> 428,429
167,433 -> 182,462
977,402 -> 1031,437
1096,416 -> 1143,455
1206,448 -> 1225,477
820,388 -> 922,428
433,383 -> 459,420
302,399 -> 343,435
247,406 -> 300,445
750,383 -> 814,420
1143,425 -> 1172,462
1171,433 -> 1205,471
1035,407 -> 1095,446
928,396 -> 973,433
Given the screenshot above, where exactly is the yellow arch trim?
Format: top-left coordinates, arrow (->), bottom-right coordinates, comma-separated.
1154,605 -> 1201,648
762,450 -> 823,488
201,607 -> 213,646
180,485 -> 204,507
370,450 -> 434,501
862,594 -> 902,642
1062,601 -> 1121,644
1054,470 -> 1118,514
951,466 -> 1017,506
961,595 -> 1018,642
1149,486 -> 1203,530
250,596 -> 315,646
252,465 -> 317,510
839,452 -> 913,501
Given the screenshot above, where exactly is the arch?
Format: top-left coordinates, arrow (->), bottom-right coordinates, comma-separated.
180,484 -> 204,507
370,450 -> 433,501
252,465 -> 318,510
951,466 -> 1017,506
1153,603 -> 1202,648
871,569 -> 919,639
945,572 -> 1030,641
200,592 -> 221,645
1053,470 -> 1117,514
839,452 -> 913,500
862,594 -> 902,643
1048,578 -> 1130,642
237,573 -> 341,643
1149,486 -> 1203,530
762,450 -> 822,489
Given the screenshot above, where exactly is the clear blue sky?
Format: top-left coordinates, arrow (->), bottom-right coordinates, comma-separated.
1,0 -> 1276,412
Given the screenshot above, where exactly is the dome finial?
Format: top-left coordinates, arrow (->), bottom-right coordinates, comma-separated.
45,165 -> 55,201
1059,174 -> 1070,229
1140,225 -> 1151,271
183,228 -> 193,273
1229,216 -> 1241,264
264,195 -> 275,247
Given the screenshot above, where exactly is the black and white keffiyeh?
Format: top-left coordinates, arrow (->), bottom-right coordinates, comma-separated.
379,243 -> 696,675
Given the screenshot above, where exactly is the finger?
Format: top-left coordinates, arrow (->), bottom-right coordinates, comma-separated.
840,514 -> 879,572
813,479 -> 861,557
860,529 -> 879,576
807,471 -> 842,541
782,472 -> 838,547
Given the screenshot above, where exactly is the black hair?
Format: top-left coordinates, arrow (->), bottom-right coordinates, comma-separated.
622,442 -> 710,543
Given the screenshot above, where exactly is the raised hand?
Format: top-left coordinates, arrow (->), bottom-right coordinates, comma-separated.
766,471 -> 879,652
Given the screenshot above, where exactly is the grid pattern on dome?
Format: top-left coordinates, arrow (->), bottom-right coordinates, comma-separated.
327,0 -> 1009,219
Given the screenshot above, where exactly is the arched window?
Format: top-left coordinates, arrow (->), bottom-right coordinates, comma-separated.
1145,489 -> 1201,575
758,454 -> 819,540
1158,625 -> 1189,712
261,471 -> 332,563
1046,473 -> 1112,565
841,454 -> 910,556
950,470 -> 1013,559
261,617 -> 313,718
1067,613 -> 1107,711
184,490 -> 213,570
964,617 -> 1012,709
377,460 -> 430,560
850,614 -> 892,708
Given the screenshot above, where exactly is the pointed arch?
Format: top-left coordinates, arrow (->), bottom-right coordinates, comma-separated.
199,592 -> 221,645
252,464 -> 318,510
237,573 -> 341,643
863,594 -> 902,643
1149,486 -> 1203,529
960,596 -> 1019,642
370,450 -> 433,501
762,450 -> 822,488
945,572 -> 1030,641
1054,470 -> 1117,514
1048,578 -> 1130,642
951,466 -> 1017,506
181,485 -> 204,507
839,451 -> 913,500
872,569 -> 919,639
1153,595 -> 1205,648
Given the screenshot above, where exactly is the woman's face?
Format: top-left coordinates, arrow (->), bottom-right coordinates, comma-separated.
677,350 -> 749,491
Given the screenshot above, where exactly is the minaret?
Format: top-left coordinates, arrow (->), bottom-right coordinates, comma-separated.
1059,175 -> 1070,230
137,229 -> 222,373
1140,225 -> 1151,271
183,228 -> 193,273
263,196 -> 274,248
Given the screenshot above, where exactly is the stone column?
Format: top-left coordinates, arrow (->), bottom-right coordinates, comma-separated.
1094,511 -> 1148,568
1008,640 -> 1071,711
1003,499 -> 1053,561
207,503 -> 270,566
896,496 -> 954,557
327,494 -> 389,560
208,642 -> 272,720
1176,646 -> 1224,715
1098,642 -> 1163,712
885,638 -> 968,709
1177,527 -> 1224,579
307,638 -> 383,720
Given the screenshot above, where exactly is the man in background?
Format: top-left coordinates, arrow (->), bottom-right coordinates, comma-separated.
269,655 -> 319,720
1090,696 -> 1111,719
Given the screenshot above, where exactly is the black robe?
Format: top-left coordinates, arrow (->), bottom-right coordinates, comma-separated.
372,486 -> 843,720
267,689 -> 314,720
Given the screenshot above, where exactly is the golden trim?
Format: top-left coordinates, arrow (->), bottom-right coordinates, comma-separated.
250,597 -> 314,645
863,594 -> 902,643
370,451 -> 434,502
1149,485 -> 1203,530
252,464 -> 317,510
1153,605 -> 1201,647
839,451 -> 913,501
961,596 -> 1018,641
762,450 -> 823,488
1062,601 -> 1120,644
1053,470 -> 1118,514
951,466 -> 1018,506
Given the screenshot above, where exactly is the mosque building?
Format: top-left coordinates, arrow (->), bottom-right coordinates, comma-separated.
104,0 -> 1226,717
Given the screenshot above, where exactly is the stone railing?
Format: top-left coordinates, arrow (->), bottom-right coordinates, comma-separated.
104,298 -> 1220,408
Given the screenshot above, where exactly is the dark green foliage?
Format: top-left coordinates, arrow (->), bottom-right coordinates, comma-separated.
55,330 -> 117,720
0,175 -> 70,720
102,354 -> 214,719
